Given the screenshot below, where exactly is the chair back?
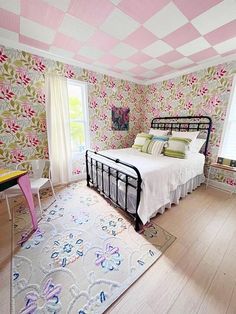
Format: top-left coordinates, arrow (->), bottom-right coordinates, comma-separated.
16,160 -> 51,179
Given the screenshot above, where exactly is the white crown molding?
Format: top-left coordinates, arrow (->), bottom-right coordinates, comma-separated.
1,38 -> 236,86
144,53 -> 236,85
0,38 -> 143,85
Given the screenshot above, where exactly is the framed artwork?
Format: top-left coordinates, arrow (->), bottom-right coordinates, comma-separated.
111,107 -> 130,131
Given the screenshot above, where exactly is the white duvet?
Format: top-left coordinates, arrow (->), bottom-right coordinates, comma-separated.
91,148 -> 205,224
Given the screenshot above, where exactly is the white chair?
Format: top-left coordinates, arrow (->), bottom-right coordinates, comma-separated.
4,160 -> 56,220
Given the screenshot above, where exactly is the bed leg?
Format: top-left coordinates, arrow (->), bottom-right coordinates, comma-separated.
135,215 -> 142,232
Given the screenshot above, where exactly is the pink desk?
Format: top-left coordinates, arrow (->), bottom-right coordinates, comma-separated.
0,170 -> 37,231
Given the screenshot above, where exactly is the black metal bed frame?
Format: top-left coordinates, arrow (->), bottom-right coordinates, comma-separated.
86,116 -> 212,231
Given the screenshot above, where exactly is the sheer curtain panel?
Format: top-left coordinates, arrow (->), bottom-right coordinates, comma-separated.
45,75 -> 72,185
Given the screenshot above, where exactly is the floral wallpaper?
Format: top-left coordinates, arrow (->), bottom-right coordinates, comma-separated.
144,61 -> 236,187
0,43 -> 235,186
0,45 -> 145,172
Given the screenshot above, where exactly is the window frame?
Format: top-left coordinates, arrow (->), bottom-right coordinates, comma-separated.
67,79 -> 90,155
218,74 -> 236,160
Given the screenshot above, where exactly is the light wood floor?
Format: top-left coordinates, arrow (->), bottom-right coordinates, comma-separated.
1,186 -> 236,314
106,186 -> 236,314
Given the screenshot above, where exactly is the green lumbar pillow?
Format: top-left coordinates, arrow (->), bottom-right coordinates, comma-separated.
164,137 -> 191,159
132,133 -> 153,151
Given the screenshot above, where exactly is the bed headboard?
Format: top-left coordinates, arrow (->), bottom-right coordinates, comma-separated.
151,115 -> 212,156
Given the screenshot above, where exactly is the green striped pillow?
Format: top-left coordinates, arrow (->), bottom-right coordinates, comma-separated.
141,139 -> 155,154
132,133 -> 153,151
164,137 -> 191,159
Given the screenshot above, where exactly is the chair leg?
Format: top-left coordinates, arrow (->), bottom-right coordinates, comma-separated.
37,192 -> 42,217
5,194 -> 12,221
49,179 -> 57,200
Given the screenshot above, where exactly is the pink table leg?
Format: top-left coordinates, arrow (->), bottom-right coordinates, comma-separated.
17,174 -> 38,231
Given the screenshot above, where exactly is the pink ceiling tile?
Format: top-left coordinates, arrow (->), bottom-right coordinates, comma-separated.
21,0 -> 64,29
87,30 -> 118,50
221,49 -> 236,57
189,47 -> 218,62
131,66 -> 149,75
74,54 -> 93,64
99,54 -> 121,66
173,0 -> 222,20
158,50 -> 184,63
19,34 -> 50,50
68,0 -> 114,27
0,8 -> 19,33
163,23 -> 200,48
53,33 -> 81,52
128,52 -> 151,64
124,26 -> 157,50
155,65 -> 175,75
204,20 -> 236,46
118,0 -> 169,23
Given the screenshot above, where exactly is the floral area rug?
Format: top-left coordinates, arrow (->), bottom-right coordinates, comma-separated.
12,181 -> 176,313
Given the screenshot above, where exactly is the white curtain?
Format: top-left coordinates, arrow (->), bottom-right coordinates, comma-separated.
45,75 -> 72,185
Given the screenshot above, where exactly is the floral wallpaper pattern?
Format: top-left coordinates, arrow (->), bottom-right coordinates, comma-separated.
144,61 -> 236,186
0,45 -> 145,171
0,44 -> 235,186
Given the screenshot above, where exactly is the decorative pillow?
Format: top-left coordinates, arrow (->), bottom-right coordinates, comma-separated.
151,140 -> 166,157
132,133 -> 153,151
164,137 -> 191,159
152,135 -> 169,142
149,128 -> 169,136
141,139 -> 154,154
190,138 -> 206,153
171,130 -> 199,150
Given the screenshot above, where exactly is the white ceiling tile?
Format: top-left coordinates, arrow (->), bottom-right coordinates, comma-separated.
93,61 -> 110,69
122,71 -> 135,77
59,14 -> 95,42
0,27 -> 19,41
142,40 -> 173,58
0,0 -> 20,14
192,0 -> 236,35
115,60 -> 136,70
43,0 -> 71,12
79,46 -> 104,60
110,0 -> 122,5
141,59 -> 164,69
169,57 -> 194,68
20,17 -> 55,44
100,8 -> 140,40
214,37 -> 236,54
141,71 -> 157,78
49,46 -> 75,58
176,37 -> 211,56
111,43 -> 137,59
144,2 -> 188,38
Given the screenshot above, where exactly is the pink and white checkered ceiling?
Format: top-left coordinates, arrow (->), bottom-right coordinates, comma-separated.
0,0 -> 236,82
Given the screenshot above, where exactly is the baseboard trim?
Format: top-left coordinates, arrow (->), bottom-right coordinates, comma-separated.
206,179 -> 235,194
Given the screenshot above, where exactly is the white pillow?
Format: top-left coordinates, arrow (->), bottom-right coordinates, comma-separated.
149,128 -> 169,136
171,131 -> 199,150
190,138 -> 206,153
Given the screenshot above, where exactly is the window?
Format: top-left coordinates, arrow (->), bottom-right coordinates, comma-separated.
219,75 -> 236,160
67,80 -> 89,164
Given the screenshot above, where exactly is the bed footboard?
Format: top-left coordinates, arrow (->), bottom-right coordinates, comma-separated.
85,149 -> 142,231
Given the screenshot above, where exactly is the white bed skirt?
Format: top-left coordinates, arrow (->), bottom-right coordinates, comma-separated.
149,174 -> 205,219
94,167 -> 205,220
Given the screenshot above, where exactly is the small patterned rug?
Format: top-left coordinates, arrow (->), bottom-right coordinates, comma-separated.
12,181 -> 176,313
